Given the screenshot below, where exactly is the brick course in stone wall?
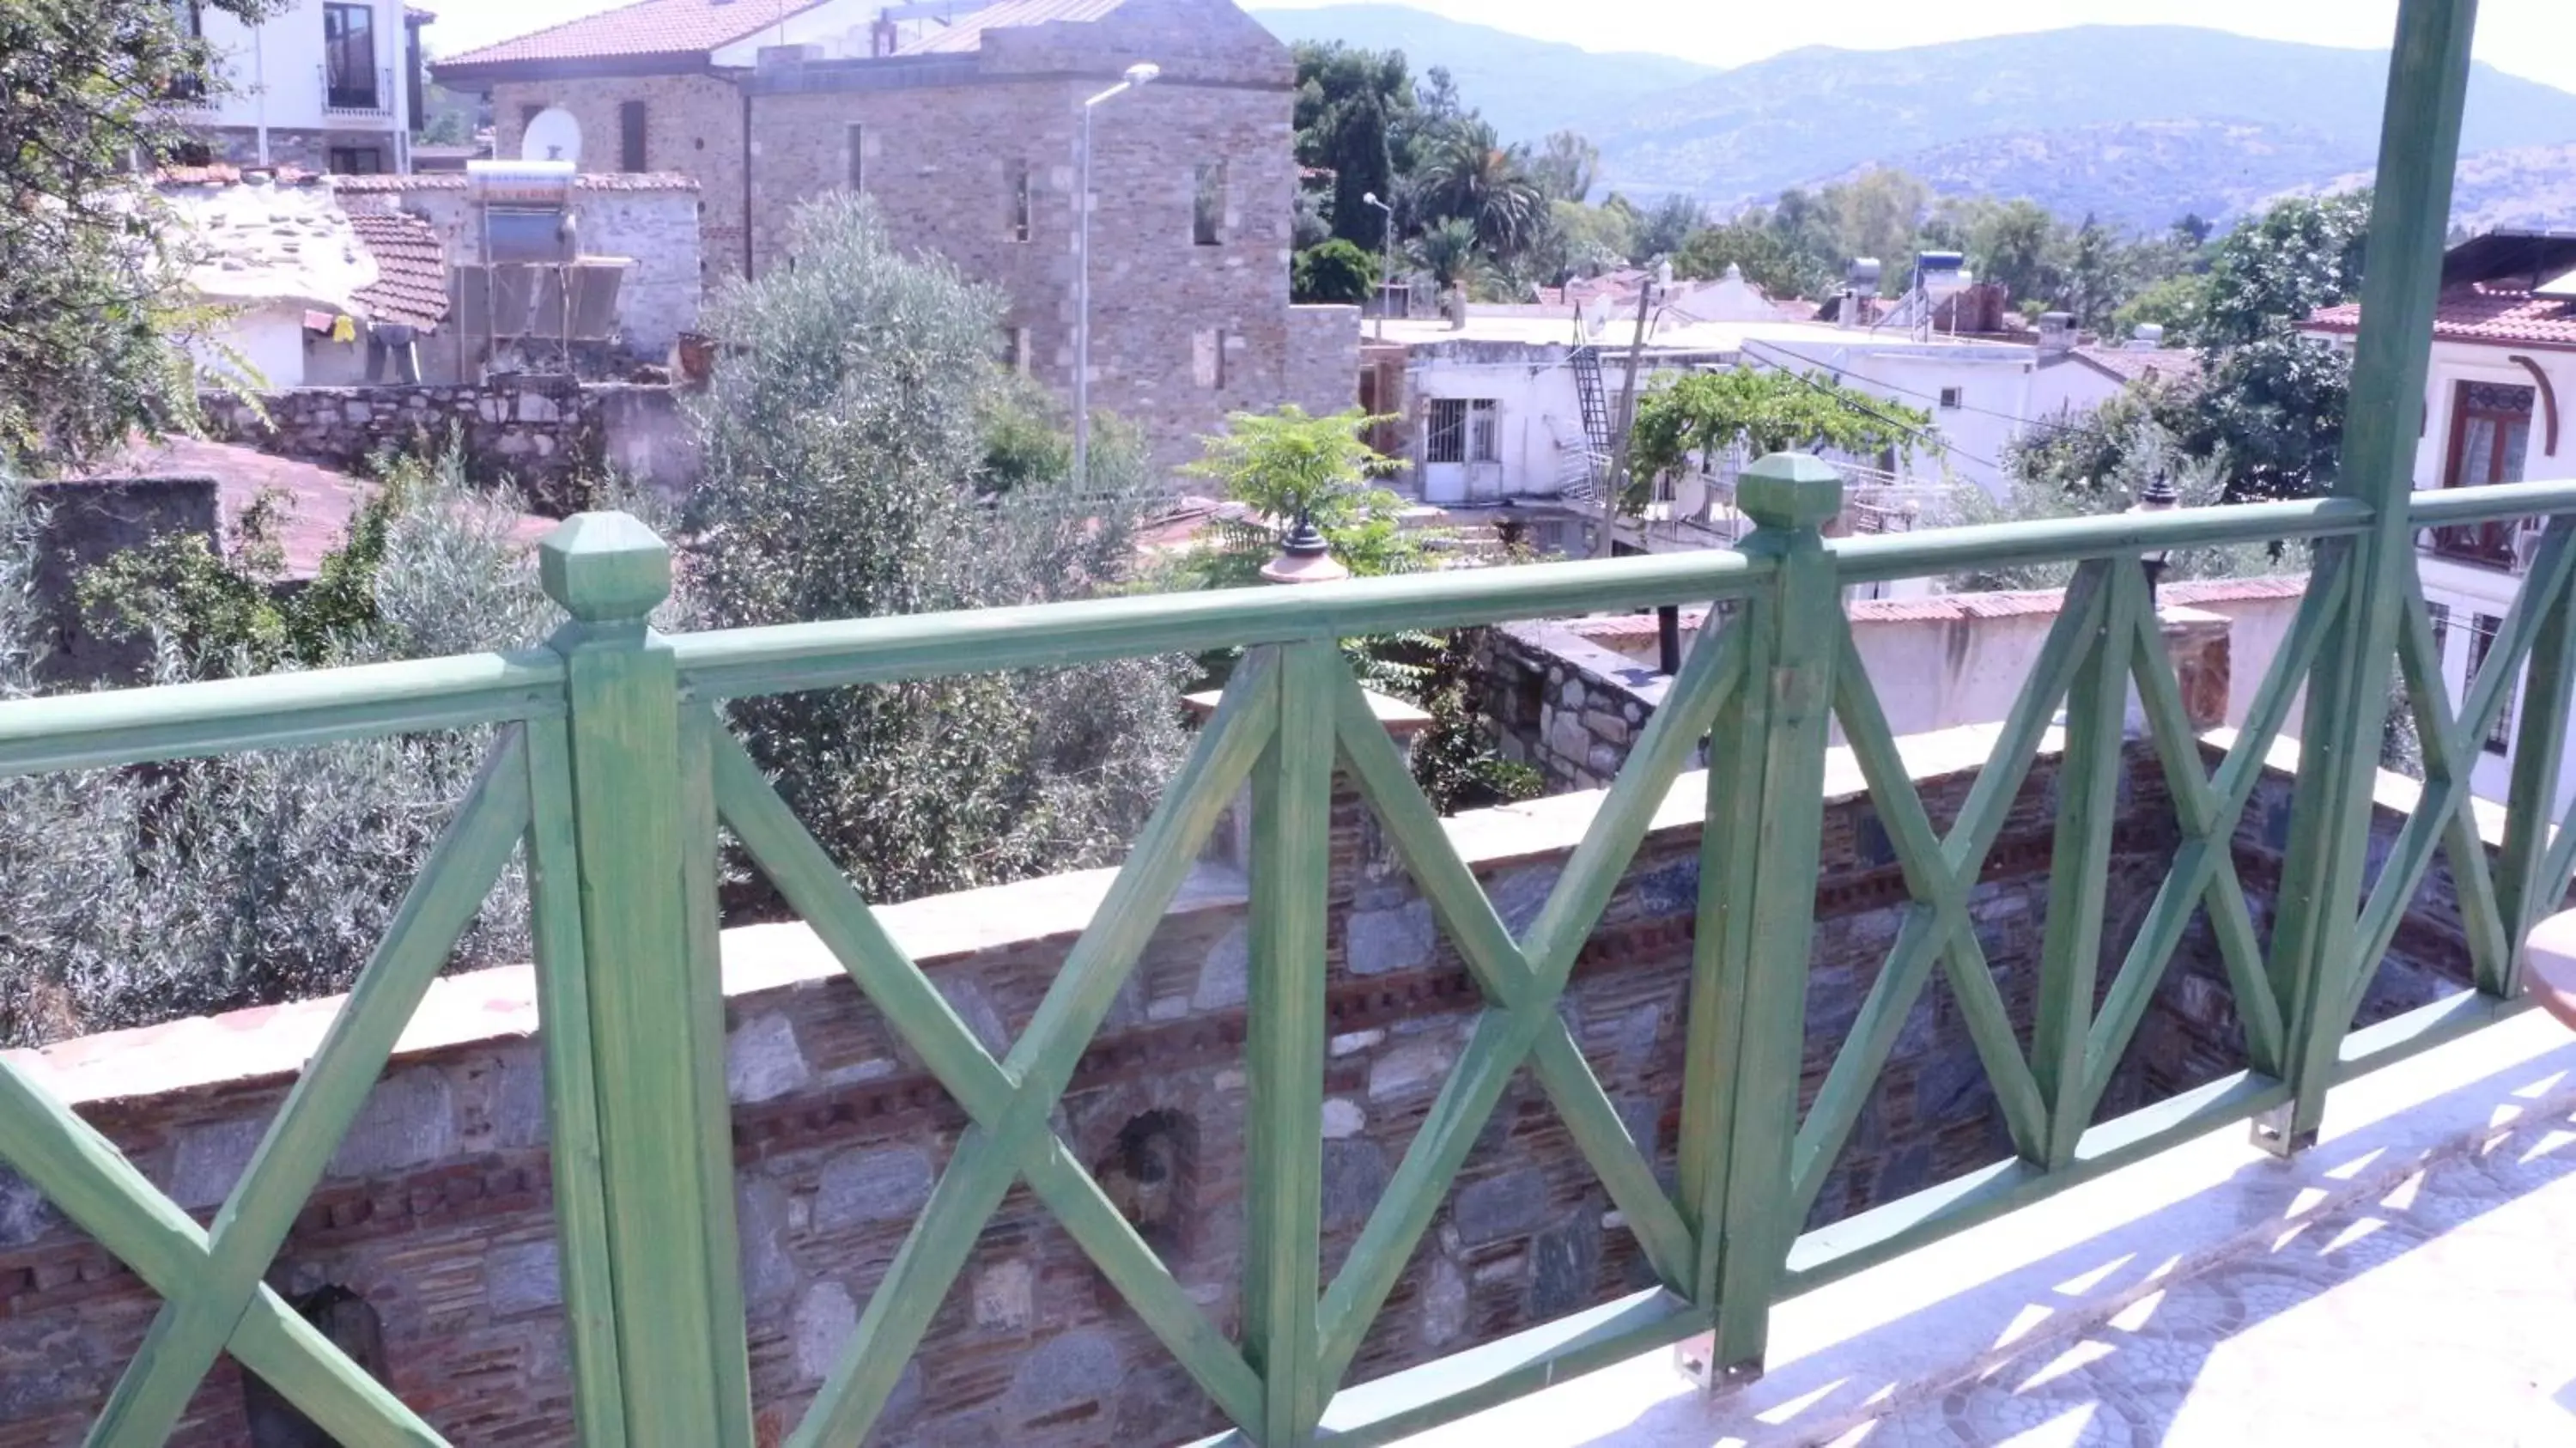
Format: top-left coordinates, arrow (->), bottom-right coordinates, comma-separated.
0,727 -> 2482,1445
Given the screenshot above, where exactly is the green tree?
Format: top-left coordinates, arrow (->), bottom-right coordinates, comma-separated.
688,195 -> 1190,903
1180,405 -> 1406,568
1530,130 -> 1601,204
1633,193 -> 1704,261
2194,191 -> 2372,349
1291,41 -> 1413,251
1409,216 -> 1490,295
2174,332 -> 2353,502
1626,368 -> 1934,513
1416,118 -> 1546,262
0,0 -> 270,471
6,452 -> 551,1045
1674,221 -> 1820,299
1292,239 -> 1381,304
1968,199 -> 2065,311
1532,199 -> 1636,283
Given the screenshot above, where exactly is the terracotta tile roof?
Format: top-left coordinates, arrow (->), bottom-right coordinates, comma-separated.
2070,346 -> 2202,386
325,171 -> 700,192
435,0 -> 829,70
896,0 -> 1125,54
2310,283 -> 2576,350
347,210 -> 450,331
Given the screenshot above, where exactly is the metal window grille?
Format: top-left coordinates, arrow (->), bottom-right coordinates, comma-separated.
1425,399 -> 1467,465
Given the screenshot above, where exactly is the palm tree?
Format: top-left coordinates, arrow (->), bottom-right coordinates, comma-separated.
1408,217 -> 1489,296
1417,119 -> 1546,262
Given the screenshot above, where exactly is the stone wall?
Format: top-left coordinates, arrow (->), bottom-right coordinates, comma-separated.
1479,620 -> 1674,793
739,16 -> 1299,478
331,173 -> 708,358
197,381 -> 672,514
1287,304 -> 1364,418
24,477 -> 222,685
0,704 -> 2484,1445
1485,598 -> 2249,796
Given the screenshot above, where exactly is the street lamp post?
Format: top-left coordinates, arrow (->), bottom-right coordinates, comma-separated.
2129,468 -> 2182,609
1363,191 -> 1395,342
1074,61 -> 1160,490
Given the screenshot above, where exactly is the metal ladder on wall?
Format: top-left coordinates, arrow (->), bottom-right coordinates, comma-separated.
1569,345 -> 1617,503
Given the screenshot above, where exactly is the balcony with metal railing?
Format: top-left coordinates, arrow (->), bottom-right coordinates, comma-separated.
319,64 -> 394,119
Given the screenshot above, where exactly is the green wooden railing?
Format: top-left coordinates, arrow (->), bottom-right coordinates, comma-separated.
0,3 -> 2543,1443
8,463 -> 2575,1448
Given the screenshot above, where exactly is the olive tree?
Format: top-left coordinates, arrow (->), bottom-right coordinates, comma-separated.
685,194 -> 1191,903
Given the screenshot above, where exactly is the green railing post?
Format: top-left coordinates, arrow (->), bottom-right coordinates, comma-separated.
1242,642 -> 1335,1444
2262,0 -> 2479,1157
1680,453 -> 1841,1385
535,514 -> 756,1448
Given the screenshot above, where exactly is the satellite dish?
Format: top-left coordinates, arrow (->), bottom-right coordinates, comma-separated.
521,107 -> 583,165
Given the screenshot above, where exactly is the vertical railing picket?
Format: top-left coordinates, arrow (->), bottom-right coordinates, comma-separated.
1242,641 -> 1336,1443
537,514 -> 756,1448
1680,454 -> 1842,1384
2031,561 -> 2137,1168
2262,0 -> 2479,1158
2496,519 -> 2576,994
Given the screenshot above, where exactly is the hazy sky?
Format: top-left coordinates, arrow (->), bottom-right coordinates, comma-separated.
426,0 -> 2576,95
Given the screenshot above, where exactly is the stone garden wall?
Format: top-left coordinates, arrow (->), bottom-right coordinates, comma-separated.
197,381 -> 692,515
0,725 -> 2483,1446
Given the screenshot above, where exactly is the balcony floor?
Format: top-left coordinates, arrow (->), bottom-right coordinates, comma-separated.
1395,1005 -> 2576,1448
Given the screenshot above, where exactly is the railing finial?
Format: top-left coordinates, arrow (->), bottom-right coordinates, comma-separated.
541,512 -> 672,625
1739,452 -> 1844,534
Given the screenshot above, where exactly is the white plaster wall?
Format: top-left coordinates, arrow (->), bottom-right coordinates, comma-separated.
192,0 -> 409,143
1406,353 -> 1581,506
2026,357 -> 2128,427
1608,587 -> 2304,747
2409,340 -> 2576,811
195,306 -> 309,389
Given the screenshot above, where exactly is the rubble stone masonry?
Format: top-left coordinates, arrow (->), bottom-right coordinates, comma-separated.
0,721 -> 2483,1445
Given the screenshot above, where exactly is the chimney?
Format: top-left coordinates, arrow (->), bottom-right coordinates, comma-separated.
2038,311 -> 2076,356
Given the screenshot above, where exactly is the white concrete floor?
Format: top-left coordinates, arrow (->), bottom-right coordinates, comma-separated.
1394,1007 -> 2576,1448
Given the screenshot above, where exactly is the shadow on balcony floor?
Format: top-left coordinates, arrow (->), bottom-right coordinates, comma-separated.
1394,1003 -> 2576,1448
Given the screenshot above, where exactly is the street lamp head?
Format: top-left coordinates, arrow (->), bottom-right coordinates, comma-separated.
1364,192 -> 1393,212
1124,61 -> 1162,87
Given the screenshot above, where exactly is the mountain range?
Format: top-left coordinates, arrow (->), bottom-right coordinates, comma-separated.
1253,8 -> 2576,231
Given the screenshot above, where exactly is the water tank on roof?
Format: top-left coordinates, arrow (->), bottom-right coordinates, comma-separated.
1915,251 -> 1968,304
1848,257 -> 1884,298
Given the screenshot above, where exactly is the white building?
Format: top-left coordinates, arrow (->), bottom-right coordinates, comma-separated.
166,0 -> 429,173
2306,230 -> 2576,809
1376,308 -> 2046,516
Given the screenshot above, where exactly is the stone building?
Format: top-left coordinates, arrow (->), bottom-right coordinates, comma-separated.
432,0 -> 1359,472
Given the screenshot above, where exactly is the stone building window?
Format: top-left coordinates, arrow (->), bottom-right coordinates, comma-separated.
845,124 -> 866,192
1193,330 -> 1230,389
618,100 -> 647,172
1425,399 -> 1498,465
1193,161 -> 1226,246
321,2 -> 377,110
1001,326 -> 1031,374
1006,160 -> 1032,243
